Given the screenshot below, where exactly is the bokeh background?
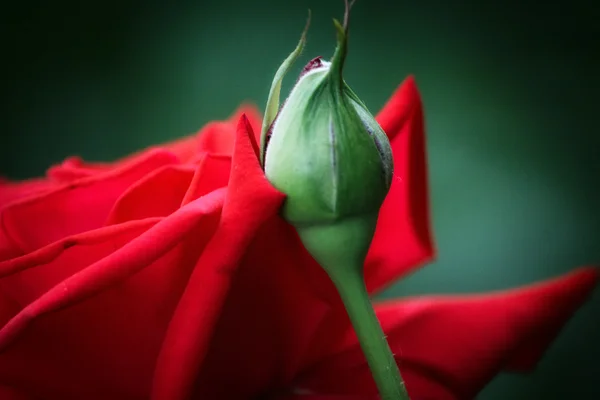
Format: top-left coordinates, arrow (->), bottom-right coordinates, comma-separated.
1,0 -> 598,398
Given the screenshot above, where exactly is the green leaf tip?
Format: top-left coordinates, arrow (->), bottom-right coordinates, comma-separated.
329,0 -> 356,87
259,10 -> 312,167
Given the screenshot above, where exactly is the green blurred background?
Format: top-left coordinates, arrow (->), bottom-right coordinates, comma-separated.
1,0 -> 598,398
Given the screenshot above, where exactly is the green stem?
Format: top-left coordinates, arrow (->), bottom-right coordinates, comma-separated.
295,219 -> 409,398
330,269 -> 410,400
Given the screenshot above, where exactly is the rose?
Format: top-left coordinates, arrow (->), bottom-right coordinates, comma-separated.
0,78 -> 596,400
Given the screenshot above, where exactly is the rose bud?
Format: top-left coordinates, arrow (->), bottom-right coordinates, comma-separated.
260,12 -> 393,271
259,4 -> 411,399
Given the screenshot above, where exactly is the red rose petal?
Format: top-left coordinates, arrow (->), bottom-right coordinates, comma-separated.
0,149 -> 178,256
0,189 -> 225,399
161,135 -> 203,164
180,155 -> 231,206
0,224 -> 20,262
196,120 -> 237,156
151,115 -> 285,400
0,178 -> 58,208
0,177 -> 64,261
158,104 -> 262,162
0,187 -> 224,347
366,76 -> 435,294
0,218 -> 158,286
196,104 -> 262,157
105,165 -> 196,225
46,156 -> 112,182
193,217 -> 332,398
376,76 -> 422,143
301,267 -> 598,399
233,104 -> 263,144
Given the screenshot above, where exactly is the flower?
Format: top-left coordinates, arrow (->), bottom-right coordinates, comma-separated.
0,77 -> 596,400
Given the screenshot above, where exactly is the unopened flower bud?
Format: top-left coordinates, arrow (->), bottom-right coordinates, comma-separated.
259,7 -> 411,398
260,9 -> 393,270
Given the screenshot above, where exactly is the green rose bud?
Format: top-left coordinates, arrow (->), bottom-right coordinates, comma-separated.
260,5 -> 411,398
260,9 -> 393,271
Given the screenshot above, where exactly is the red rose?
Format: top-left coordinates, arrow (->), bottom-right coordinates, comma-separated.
0,78 -> 596,400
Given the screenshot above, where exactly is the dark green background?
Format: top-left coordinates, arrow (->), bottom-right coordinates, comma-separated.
1,0 -> 598,398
